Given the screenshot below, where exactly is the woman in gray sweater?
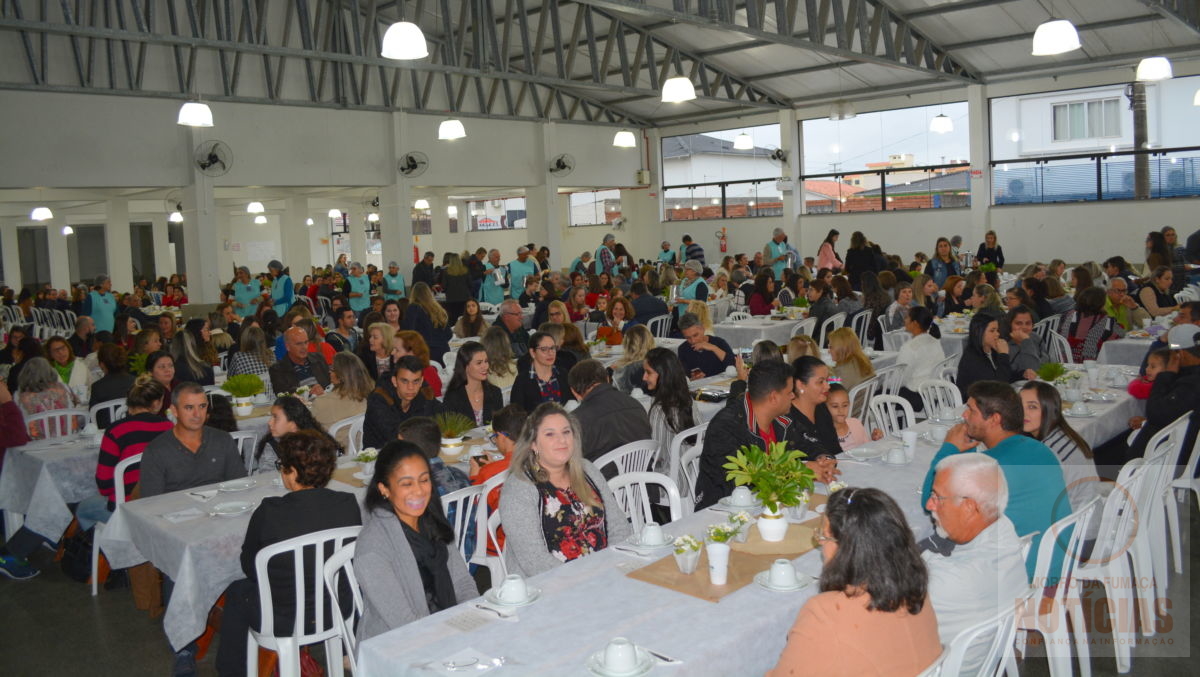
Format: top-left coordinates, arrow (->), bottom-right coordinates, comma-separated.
498,402 -> 632,577
354,440 -> 478,642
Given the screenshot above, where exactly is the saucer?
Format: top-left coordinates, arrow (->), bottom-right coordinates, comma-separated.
218,478 -> 257,492
717,496 -> 761,511
1065,410 -> 1096,418
483,587 -> 541,608
753,570 -> 814,592
209,501 -> 254,518
352,470 -> 373,481
624,533 -> 674,553
846,446 -> 886,461
585,647 -> 656,677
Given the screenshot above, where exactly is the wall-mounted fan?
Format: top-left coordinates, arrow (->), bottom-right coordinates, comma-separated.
398,151 -> 430,178
764,147 -> 788,168
611,216 -> 627,230
549,153 -> 576,177
194,140 -> 233,176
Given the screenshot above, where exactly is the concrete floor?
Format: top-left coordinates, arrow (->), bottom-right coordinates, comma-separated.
1,507 -> 1198,676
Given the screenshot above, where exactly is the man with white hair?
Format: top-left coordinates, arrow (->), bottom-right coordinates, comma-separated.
924,453 -> 1029,674
1104,276 -> 1149,332
568,250 -> 592,276
765,228 -> 790,279
507,246 -> 540,295
595,233 -> 619,278
479,248 -> 508,305
346,261 -> 371,315
658,240 -> 677,266
382,260 -> 407,301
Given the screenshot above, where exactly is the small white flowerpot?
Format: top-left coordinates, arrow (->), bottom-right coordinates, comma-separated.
440,436 -> 466,460
731,524 -> 749,543
674,549 -> 701,575
233,397 -> 254,417
757,506 -> 789,542
706,542 -> 731,585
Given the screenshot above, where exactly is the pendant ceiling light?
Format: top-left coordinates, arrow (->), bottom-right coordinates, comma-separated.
1193,89 -> 1200,106
413,199 -> 430,210
828,101 -> 856,121
30,206 -> 54,221
305,218 -> 315,226
447,206 -> 458,217
438,119 -> 467,140
61,225 -> 74,235
253,215 -> 268,225
733,133 -> 754,150
328,208 -> 342,218
177,101 -> 214,127
1031,19 -> 1081,56
367,212 -> 380,222
247,201 -> 265,214
929,113 -> 954,134
661,76 -> 696,103
1136,57 -> 1173,81
381,21 -> 429,60
612,130 -> 637,148
168,210 -> 184,223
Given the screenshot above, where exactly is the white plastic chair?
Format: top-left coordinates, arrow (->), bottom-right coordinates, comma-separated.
608,472 -> 684,532
247,526 -> 362,677
726,311 -> 751,322
872,363 -> 905,397
790,317 -> 817,339
666,422 -> 708,513
441,484 -> 486,566
594,439 -> 660,477
1134,413 -> 1190,609
25,408 -> 88,440
931,353 -> 959,383
917,380 -> 962,418
818,312 -> 846,347
328,414 -> 365,457
942,587 -> 1037,677
477,302 -> 496,314
92,452 -> 142,596
850,310 -> 872,348
867,395 -> 915,438
230,431 -> 261,472
1165,429 -> 1200,575
914,646 -> 948,677
1045,331 -> 1072,364
322,542 -> 363,677
882,329 -> 909,352
89,398 -> 127,429
469,471 -> 509,580
846,376 -> 878,423
680,444 -> 703,508
1033,315 -> 1061,341
646,314 -> 672,338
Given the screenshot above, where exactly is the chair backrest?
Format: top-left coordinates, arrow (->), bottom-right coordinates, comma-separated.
321,541 -> 363,677
932,353 -> 959,383
477,301 -> 496,314
470,471 -> 510,576
1032,315 -> 1060,341
850,309 -> 872,347
646,314 -> 672,338
1086,459 -> 1147,568
112,452 -> 143,506
89,398 -> 128,429
328,414 -> 365,457
942,587 -> 1037,677
1044,331 -> 1072,364
1028,497 -> 1099,603
914,646 -> 948,677
666,422 -> 708,510
440,484 -> 485,565
867,395 -> 915,437
790,317 -> 817,338
25,408 -> 88,439
253,526 -> 361,643
726,311 -> 751,322
594,439 -> 660,477
882,329 -> 909,352
818,312 -> 846,347
846,376 -> 878,422
442,351 -> 457,369
230,431 -> 261,472
917,379 -> 962,418
1140,412 -> 1192,517
608,472 -> 684,532
872,363 -> 905,397
681,444 -> 704,508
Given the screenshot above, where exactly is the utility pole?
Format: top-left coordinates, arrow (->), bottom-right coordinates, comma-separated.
1127,83 -> 1150,199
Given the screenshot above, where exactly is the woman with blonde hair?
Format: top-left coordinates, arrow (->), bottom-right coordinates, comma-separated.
545,299 -> 570,325
401,282 -> 451,362
685,300 -> 713,332
482,326 -> 518,388
392,330 -> 443,397
559,322 -> 591,363
827,328 -> 875,390
659,264 -> 679,289
966,283 -> 1003,316
612,324 -> 654,393
357,322 -> 394,383
229,325 -> 277,397
786,335 -> 821,363
438,253 -> 471,326
131,327 -> 163,358
310,352 -> 372,449
498,403 -> 631,576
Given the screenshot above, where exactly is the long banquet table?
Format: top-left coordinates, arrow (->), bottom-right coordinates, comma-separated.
0,436 -> 101,541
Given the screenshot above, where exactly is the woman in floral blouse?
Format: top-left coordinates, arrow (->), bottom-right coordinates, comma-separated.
498,402 -> 631,576
15,357 -> 79,439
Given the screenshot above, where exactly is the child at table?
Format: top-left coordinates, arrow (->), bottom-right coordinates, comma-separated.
1128,349 -> 1168,400
827,383 -> 882,451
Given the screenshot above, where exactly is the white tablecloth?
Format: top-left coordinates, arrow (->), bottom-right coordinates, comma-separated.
0,437 -> 100,540
711,317 -> 801,350
1097,338 -> 1154,366
935,317 -> 970,357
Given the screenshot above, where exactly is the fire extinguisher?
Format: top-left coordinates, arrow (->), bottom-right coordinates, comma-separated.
717,227 -> 728,253
413,235 -> 420,264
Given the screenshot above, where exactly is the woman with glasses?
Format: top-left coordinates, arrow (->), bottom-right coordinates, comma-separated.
252,395 -> 341,474
767,487 -> 940,677
443,341 -> 503,426
510,331 -> 573,412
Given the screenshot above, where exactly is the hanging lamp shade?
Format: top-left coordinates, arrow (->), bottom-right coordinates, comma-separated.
438,119 -> 466,140
1136,57 -> 1173,81
612,130 -> 637,148
177,101 -> 214,127
61,225 -> 74,235
305,217 -> 315,226
168,211 -> 184,223
253,215 -> 268,225
661,76 -> 696,103
30,206 -> 54,221
413,199 -> 430,210
929,114 -> 954,134
733,133 -> 754,150
828,101 -> 856,121
1031,19 -> 1081,56
247,201 -> 265,214
367,212 -> 380,222
447,205 -> 458,217
1193,89 -> 1200,106
328,208 -> 342,218
381,21 -> 429,60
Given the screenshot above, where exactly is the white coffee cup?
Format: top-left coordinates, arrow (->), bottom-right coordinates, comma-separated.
640,522 -> 665,546
496,574 -> 528,603
1071,401 -> 1091,415
1062,386 -> 1081,403
603,638 -> 638,673
885,445 -> 907,464
730,486 -> 754,506
901,430 -> 919,449
1142,317 -> 1153,329
768,559 -> 797,588
938,406 -> 957,422
929,425 -> 949,444
724,365 -> 738,377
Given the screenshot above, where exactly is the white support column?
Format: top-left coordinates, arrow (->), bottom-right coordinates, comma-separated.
105,198 -> 134,293
47,222 -> 70,290
967,83 -> 991,250
347,207 -> 367,265
282,196 -> 313,276
1,221 -> 21,290
215,208 -> 234,282
380,181 -> 413,282
537,123 -> 562,259
783,109 -> 804,245
430,195 -> 462,254
183,130 -> 223,304
151,217 -> 173,282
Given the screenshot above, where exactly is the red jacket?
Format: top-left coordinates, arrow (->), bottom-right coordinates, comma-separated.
0,400 -> 30,464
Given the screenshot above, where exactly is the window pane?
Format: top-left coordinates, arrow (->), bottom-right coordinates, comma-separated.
662,123 -> 781,186
1104,99 -> 1120,137
1069,102 -> 1085,140
1053,104 -> 1068,141
1087,101 -> 1102,138
568,189 -> 622,227
802,101 -> 969,175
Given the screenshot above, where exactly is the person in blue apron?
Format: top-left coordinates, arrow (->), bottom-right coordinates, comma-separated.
594,234 -> 619,278
267,259 -> 294,316
766,228 -> 791,280
382,261 -> 407,301
507,247 -> 540,295
674,260 -> 709,318
657,241 -> 677,266
478,249 -> 509,306
346,261 -> 371,316
568,251 -> 593,276
231,266 -> 262,319
83,274 -> 118,334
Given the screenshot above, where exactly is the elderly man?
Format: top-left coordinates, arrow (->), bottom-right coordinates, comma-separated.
494,298 -> 531,356
921,380 -> 1069,579
924,454 -> 1029,674
68,315 -> 95,359
568,250 -> 592,276
1104,277 -> 1149,332
678,312 -> 734,379
83,274 -> 118,333
381,260 -> 407,301
363,355 -> 444,448
478,249 -> 508,305
765,228 -> 791,279
268,326 -> 331,396
595,233 -> 619,279
568,359 -> 652,467
345,261 -> 371,315
507,246 -> 541,293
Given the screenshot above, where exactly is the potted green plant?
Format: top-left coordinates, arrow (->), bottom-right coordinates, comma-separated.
433,412 -> 476,460
221,374 -> 265,416
723,441 -> 816,542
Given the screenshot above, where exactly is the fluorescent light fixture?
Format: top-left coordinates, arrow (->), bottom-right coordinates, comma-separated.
176,101 -> 214,127
306,217 -> 315,226
413,199 -> 430,210
1031,19 -> 1080,56
253,215 -> 267,225
612,130 -> 637,148
381,21 -> 429,60
733,133 -> 754,150
1136,57 -> 1172,81
710,198 -> 720,205
447,206 -> 458,217
929,114 -> 954,134
247,201 -> 265,214
661,76 -> 696,103
328,208 -> 342,218
438,119 -> 466,140
168,211 -> 184,223
61,225 -> 74,235
367,212 -> 380,222
30,206 -> 53,221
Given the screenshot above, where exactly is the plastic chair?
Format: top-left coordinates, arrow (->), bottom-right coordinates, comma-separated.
608,472 -> 683,532
230,431 -> 262,472
681,444 -> 703,508
25,408 -> 88,440
818,312 -> 846,347
477,302 -> 496,314
914,646 -> 948,677
92,452 -> 142,596
849,309 -> 872,348
882,329 -> 909,352
1165,429 -> 1200,575
790,317 -> 817,338
931,353 -> 959,383
469,471 -> 509,580
247,526 -> 362,677
440,484 -> 485,566
867,395 -> 915,438
1044,331 -> 1072,364
942,587 -> 1037,677
328,414 -> 365,457
666,422 -> 708,513
1033,315 -> 1061,342
872,363 -> 905,397
846,376 -> 878,423
89,398 -> 127,429
917,380 -> 962,418
1134,413 -> 1190,609
322,542 -> 363,677
646,314 -> 672,338
594,439 -> 660,477
726,311 -> 750,322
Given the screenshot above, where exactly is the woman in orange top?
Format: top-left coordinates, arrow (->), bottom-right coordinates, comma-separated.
468,404 -> 526,556
596,296 -> 635,346
767,487 -> 941,677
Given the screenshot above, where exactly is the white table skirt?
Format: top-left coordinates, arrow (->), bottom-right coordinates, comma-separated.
0,437 -> 100,540
711,317 -> 801,350
1097,338 -> 1154,366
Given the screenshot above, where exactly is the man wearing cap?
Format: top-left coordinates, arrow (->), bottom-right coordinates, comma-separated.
658,241 -> 677,266
344,261 -> 370,316
267,260 -> 294,316
507,246 -> 540,295
568,251 -> 592,276
595,234 -> 619,279
478,249 -> 508,306
83,275 -> 118,334
681,234 -> 705,266
1138,302 -> 1200,374
1122,327 -> 1200,469
231,266 -> 262,319
765,228 -> 791,279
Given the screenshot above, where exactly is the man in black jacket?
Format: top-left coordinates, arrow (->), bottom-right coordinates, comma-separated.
629,282 -> 669,326
363,355 -> 444,448
412,251 -> 437,288
268,326 -> 331,395
568,360 -> 652,471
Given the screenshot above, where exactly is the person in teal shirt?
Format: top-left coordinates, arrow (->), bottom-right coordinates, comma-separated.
920,380 -> 1070,581
594,233 -> 618,278
657,241 -> 677,266
568,251 -> 592,276
382,261 -> 407,301
479,249 -> 508,305
83,275 -> 118,333
766,228 -> 791,279
267,259 -> 294,316
346,261 -> 371,314
231,266 -> 262,318
507,247 -> 540,294
674,260 -> 709,315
